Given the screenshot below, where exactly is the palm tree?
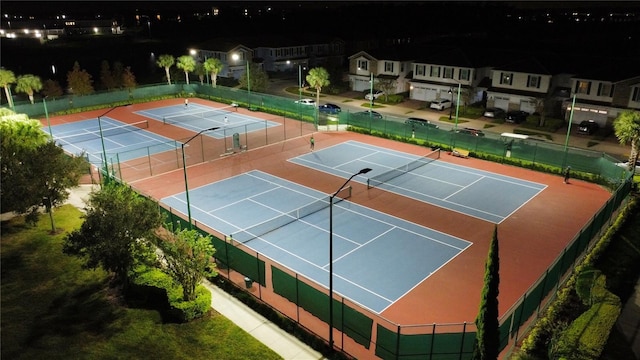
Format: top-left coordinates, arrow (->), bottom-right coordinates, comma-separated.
194,63 -> 206,85
15,74 -> 43,104
156,54 -> 175,85
613,110 -> 640,173
0,69 -> 17,108
176,55 -> 196,85
203,58 -> 224,87
305,67 -> 330,109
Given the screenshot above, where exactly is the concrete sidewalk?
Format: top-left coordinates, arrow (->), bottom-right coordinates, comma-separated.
61,184 -> 325,360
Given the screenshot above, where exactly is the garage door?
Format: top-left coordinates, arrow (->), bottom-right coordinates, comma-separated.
493,96 -> 509,111
571,107 -> 608,126
410,85 -> 437,102
352,78 -> 370,92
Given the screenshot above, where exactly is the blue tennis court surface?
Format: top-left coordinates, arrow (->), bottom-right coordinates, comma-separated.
135,103 -> 280,138
289,140 -> 547,223
161,170 -> 471,313
45,117 -> 178,165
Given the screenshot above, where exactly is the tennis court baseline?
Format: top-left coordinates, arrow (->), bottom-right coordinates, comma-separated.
289,140 -> 547,223
44,117 -> 179,165
135,103 -> 280,138
161,170 -> 471,313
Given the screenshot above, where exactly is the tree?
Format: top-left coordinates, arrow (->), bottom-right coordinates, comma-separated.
194,62 -> 206,85
531,97 -> 547,127
375,78 -> 396,102
473,226 -> 500,360
176,55 -> 196,85
1,114 -> 86,227
99,60 -> 117,90
66,61 -> 94,95
42,79 -> 64,99
0,68 -> 17,108
26,141 -> 88,230
156,54 -> 175,85
306,67 -> 330,110
15,74 -> 43,104
112,61 -> 125,89
238,63 -> 269,93
613,110 -> 640,173
156,228 -> 217,301
63,183 -> 163,288
203,58 -> 224,87
122,66 -> 137,95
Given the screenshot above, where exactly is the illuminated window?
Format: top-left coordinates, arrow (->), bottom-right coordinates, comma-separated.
357,60 -> 368,71
500,73 -> 513,85
575,81 -> 591,94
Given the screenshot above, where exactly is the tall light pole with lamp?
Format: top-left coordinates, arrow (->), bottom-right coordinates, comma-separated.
232,53 -> 250,108
97,104 -> 132,179
447,83 -> 462,130
182,127 -> 220,230
328,167 -> 372,349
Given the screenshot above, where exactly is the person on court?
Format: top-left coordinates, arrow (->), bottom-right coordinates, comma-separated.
310,135 -> 315,151
224,116 -> 229,125
563,166 -> 571,184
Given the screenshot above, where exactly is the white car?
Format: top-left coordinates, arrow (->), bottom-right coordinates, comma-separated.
616,160 -> 640,172
364,90 -> 385,101
429,99 -> 452,111
295,98 -> 316,106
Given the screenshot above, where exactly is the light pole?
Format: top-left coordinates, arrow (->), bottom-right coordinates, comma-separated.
562,94 -> 577,168
369,72 -> 374,113
454,83 -> 461,131
232,53 -> 250,108
97,104 -> 131,179
328,167 -> 372,350
182,127 -> 220,229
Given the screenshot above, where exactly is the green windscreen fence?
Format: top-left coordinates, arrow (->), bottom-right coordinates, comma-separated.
271,266 -> 373,348
375,324 -> 476,360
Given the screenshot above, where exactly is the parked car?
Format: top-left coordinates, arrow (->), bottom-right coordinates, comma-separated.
405,117 -> 438,129
483,108 -> 506,118
505,110 -> 529,124
455,127 -> 485,137
318,103 -> 341,114
577,120 -> 599,135
364,89 -> 385,101
353,110 -> 383,119
615,160 -> 640,172
429,99 -> 452,111
295,98 -> 316,106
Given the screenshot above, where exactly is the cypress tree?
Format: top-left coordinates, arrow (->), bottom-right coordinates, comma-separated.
473,225 -> 500,359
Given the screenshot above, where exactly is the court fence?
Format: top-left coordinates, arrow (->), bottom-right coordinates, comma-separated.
21,83 -> 637,358
17,83 -> 630,186
148,175 -> 634,360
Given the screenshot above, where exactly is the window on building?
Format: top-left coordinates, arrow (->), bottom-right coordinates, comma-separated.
443,67 -> 454,79
597,83 -> 613,97
632,87 -> 640,102
384,61 -> 394,72
416,65 -> 425,76
430,66 -> 441,77
459,69 -> 470,81
575,80 -> 591,94
527,75 -> 541,88
400,63 -> 405,72
357,60 -> 368,71
500,72 -> 513,85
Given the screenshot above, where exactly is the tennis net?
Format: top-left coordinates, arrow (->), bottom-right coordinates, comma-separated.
367,148 -> 440,189
56,120 -> 149,144
163,106 -> 236,125
232,186 -> 352,245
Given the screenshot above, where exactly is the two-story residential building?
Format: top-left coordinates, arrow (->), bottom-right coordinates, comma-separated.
348,48 -> 414,96
253,36 -> 344,73
190,40 -> 254,80
408,48 -> 480,105
563,57 -> 640,126
484,57 -> 553,114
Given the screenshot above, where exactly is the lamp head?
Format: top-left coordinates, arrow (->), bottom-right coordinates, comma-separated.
358,168 -> 372,175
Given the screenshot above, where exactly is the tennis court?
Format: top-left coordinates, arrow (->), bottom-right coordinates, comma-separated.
161,170 -> 471,313
289,140 -> 547,223
45,117 -> 178,165
135,103 -> 281,139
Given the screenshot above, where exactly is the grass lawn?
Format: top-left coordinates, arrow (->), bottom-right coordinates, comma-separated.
1,205 -> 282,360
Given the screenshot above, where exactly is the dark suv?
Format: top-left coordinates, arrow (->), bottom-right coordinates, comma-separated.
577,120 -> 599,135
505,110 -> 529,124
405,117 -> 438,129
